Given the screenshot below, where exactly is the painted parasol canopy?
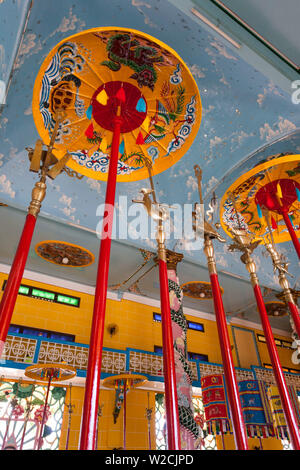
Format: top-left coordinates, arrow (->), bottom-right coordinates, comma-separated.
102,374 -> 147,389
220,154 -> 300,244
25,363 -> 77,382
32,27 -> 202,182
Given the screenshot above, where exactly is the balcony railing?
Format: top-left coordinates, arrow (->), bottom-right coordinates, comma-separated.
2,333 -> 300,389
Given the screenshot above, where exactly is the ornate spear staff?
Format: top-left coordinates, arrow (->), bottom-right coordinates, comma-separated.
262,209 -> 300,340
0,109 -> 71,358
193,166 -> 248,450
95,403 -> 104,450
226,216 -> 300,449
145,392 -> 153,450
65,383 -> 75,451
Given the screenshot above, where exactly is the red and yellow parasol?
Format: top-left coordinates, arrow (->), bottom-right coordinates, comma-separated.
220,154 -> 300,257
32,27 -> 201,182
32,27 -> 201,450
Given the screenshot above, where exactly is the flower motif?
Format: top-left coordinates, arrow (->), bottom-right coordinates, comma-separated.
34,404 -> 51,423
11,404 -> 24,418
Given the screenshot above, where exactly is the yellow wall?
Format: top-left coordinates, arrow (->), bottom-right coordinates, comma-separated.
0,270 -> 298,451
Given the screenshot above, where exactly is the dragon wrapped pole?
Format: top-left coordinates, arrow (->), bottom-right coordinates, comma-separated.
166,250 -> 201,450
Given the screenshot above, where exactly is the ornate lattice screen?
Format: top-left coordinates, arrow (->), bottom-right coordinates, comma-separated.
0,380 -> 66,450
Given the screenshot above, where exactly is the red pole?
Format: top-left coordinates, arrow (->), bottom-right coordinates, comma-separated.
210,272 -> 249,450
0,213 -> 36,357
281,209 -> 300,260
253,283 -> 300,449
79,114 -> 122,450
204,237 -> 248,450
123,381 -> 127,450
159,258 -> 181,450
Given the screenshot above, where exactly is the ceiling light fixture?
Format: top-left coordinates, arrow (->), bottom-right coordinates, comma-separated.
191,7 -> 241,49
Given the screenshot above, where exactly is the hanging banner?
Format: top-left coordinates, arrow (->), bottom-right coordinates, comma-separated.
288,385 -> 300,427
201,374 -> 231,435
113,380 -> 125,424
238,380 -> 275,438
267,385 -> 289,440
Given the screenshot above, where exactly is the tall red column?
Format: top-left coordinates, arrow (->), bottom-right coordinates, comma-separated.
79,115 -> 122,450
281,209 -> 300,260
159,257 -> 181,450
0,214 -> 37,357
237,239 -> 300,449
253,283 -> 300,449
204,237 -> 248,450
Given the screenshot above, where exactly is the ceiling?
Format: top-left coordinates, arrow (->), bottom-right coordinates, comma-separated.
0,0 -> 299,333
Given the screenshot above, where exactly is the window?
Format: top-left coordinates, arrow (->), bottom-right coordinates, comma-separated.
263,363 -> 300,374
153,313 -> 204,332
8,324 -> 75,343
188,352 -> 208,362
187,321 -> 204,332
257,334 -> 293,349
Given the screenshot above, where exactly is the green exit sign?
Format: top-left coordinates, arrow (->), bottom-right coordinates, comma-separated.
57,294 -> 80,306
2,281 -> 80,308
32,289 -> 55,300
19,286 -> 30,295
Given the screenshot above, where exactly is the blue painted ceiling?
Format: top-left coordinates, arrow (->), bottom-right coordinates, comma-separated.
0,0 -> 299,331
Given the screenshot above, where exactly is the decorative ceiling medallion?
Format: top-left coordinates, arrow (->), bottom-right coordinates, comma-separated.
276,289 -> 300,304
35,241 -> 94,267
264,301 -> 288,317
181,281 -> 224,300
